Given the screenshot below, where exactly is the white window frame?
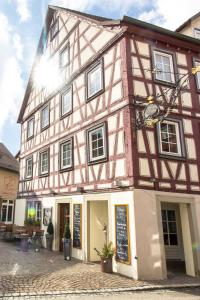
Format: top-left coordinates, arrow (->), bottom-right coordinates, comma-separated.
60,45 -> 70,68
27,117 -> 34,139
194,59 -> 200,90
60,87 -> 72,117
60,139 -> 73,170
153,50 -> 175,83
1,200 -> 14,224
194,28 -> 200,39
158,120 -> 182,157
88,124 -> 107,163
87,62 -> 103,99
39,150 -> 49,176
26,157 -> 33,179
41,105 -> 49,130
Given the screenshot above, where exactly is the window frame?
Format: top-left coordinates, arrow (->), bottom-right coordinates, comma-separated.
193,58 -> 200,92
86,59 -> 104,102
1,200 -> 14,224
39,149 -> 49,177
59,137 -> 74,172
194,28 -> 200,39
41,103 -> 50,131
25,156 -> 33,179
27,116 -> 34,140
157,118 -> 186,159
152,48 -> 177,86
60,86 -> 73,119
86,122 -> 108,165
50,18 -> 59,41
60,43 -> 70,68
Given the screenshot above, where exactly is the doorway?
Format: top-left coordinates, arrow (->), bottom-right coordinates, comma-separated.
87,201 -> 108,261
59,203 -> 70,251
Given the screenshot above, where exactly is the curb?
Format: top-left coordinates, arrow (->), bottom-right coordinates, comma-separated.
1,283 -> 200,298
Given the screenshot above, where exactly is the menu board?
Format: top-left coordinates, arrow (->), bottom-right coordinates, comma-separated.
115,205 -> 130,263
73,204 -> 82,248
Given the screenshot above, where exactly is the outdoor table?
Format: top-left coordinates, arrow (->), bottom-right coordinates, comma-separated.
20,234 -> 29,252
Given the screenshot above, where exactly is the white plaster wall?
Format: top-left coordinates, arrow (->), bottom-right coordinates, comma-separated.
14,199 -> 26,226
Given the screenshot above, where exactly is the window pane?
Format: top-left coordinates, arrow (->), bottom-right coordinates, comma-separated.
88,64 -> 102,97
168,222 -> 177,234
7,206 -> 13,222
167,210 -> 176,221
169,234 -> 178,245
42,106 -> 49,128
164,234 -> 169,245
2,206 -> 7,222
162,221 -> 168,233
170,143 -> 178,153
162,210 -> 167,221
61,142 -> 72,168
168,124 -> 176,134
62,89 -> 72,115
61,48 -> 69,67
162,142 -> 169,152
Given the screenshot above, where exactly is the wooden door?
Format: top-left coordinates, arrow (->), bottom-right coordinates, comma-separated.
59,203 -> 70,251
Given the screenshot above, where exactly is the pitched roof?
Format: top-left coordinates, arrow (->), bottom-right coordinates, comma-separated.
17,7 -> 200,124
176,11 -> 200,32
0,143 -> 19,173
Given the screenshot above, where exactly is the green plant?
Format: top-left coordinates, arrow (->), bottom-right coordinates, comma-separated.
34,220 -> 41,227
94,242 -> 115,259
63,223 -> 71,239
24,217 -> 34,226
47,221 -> 54,235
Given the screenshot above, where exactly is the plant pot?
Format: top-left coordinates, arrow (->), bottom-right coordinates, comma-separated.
63,238 -> 71,260
101,257 -> 113,273
46,234 -> 53,251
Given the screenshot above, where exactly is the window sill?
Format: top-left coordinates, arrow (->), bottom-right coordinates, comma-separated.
59,166 -> 74,173
86,89 -> 104,103
60,110 -> 73,120
154,78 -> 176,88
38,173 -> 49,178
158,153 -> 186,161
41,125 -> 50,132
87,156 -> 108,166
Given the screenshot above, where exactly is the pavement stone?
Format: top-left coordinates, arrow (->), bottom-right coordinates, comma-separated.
0,240 -> 200,298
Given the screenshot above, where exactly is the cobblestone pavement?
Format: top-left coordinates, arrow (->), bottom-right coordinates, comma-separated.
0,241 -> 200,298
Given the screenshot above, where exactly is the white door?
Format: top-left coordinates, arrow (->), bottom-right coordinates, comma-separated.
161,204 -> 184,260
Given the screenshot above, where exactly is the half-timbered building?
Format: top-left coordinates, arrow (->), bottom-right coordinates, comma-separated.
15,6 -> 200,280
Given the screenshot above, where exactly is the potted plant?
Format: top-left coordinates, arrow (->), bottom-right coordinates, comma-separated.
94,242 -> 115,273
46,221 -> 54,251
63,223 -> 71,261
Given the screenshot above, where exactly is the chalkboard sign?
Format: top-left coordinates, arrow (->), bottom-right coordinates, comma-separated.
73,204 -> 82,248
115,205 -> 130,263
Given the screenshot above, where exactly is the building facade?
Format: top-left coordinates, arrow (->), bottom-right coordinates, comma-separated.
0,143 -> 19,224
16,6 -> 200,280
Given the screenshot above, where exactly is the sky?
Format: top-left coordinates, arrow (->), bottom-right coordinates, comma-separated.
0,0 -> 199,156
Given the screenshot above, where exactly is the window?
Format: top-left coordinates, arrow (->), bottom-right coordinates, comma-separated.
60,45 -> 69,68
60,87 -> 73,117
26,201 -> 41,222
194,28 -> 200,39
162,210 -> 178,246
86,61 -> 104,100
39,150 -> 49,176
1,200 -> 14,223
41,105 -> 49,130
50,19 -> 59,40
194,59 -> 200,90
157,119 -> 184,157
26,157 -> 33,179
87,123 -> 107,164
27,117 -> 34,140
60,138 -> 73,170
153,50 -> 175,83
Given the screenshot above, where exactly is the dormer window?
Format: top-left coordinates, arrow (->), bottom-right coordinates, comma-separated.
50,19 -> 59,40
194,28 -> 200,39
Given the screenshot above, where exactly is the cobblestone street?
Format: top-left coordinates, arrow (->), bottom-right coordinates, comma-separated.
0,241 -> 200,298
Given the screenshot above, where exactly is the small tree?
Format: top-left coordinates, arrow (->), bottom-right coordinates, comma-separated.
47,221 -> 54,235
63,223 -> 71,239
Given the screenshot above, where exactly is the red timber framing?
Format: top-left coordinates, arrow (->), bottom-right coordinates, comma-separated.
18,7 -> 200,199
